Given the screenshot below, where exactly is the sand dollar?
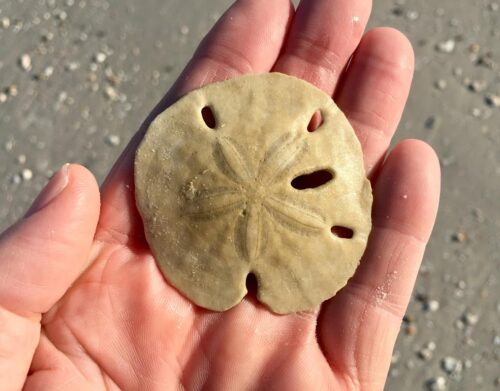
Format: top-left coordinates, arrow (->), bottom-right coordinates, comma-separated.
134,73 -> 372,314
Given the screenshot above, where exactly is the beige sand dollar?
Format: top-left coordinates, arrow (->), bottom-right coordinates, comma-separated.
135,73 -> 372,314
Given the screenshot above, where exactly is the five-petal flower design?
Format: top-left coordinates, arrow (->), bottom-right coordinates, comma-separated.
183,131 -> 327,261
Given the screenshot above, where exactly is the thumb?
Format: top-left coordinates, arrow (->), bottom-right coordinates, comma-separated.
0,163 -> 100,316
0,164 -> 100,390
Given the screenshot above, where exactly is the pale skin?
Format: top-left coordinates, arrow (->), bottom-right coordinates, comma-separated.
0,0 -> 441,390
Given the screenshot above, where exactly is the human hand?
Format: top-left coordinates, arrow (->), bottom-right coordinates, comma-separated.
0,0 -> 440,390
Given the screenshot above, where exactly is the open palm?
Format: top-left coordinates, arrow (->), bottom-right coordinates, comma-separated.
0,0 -> 440,390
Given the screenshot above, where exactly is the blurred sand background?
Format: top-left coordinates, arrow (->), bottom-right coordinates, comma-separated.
0,0 -> 499,389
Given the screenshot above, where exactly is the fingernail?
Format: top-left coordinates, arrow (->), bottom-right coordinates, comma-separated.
26,164 -> 70,216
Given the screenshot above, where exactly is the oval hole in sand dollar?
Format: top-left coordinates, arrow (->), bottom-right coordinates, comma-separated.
331,226 -> 354,239
201,106 -> 216,129
307,110 -> 324,132
291,170 -> 334,190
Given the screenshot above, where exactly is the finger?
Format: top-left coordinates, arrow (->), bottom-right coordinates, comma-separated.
0,164 -> 100,391
273,0 -> 372,95
0,164 -> 100,314
318,140 -> 440,389
335,28 -> 415,175
96,0 -> 294,246
165,0 -> 294,106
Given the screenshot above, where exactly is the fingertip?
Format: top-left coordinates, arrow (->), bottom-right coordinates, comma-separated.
66,163 -> 101,214
391,139 -> 440,171
335,27 -> 416,174
0,164 -> 101,314
168,0 -> 294,101
373,139 -> 441,242
273,0 -> 372,94
57,164 -> 101,245
27,163 -> 100,224
359,27 -> 415,73
389,139 -> 441,191
21,164 -> 101,264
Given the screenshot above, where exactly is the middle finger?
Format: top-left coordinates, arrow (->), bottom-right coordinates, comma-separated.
273,0 -> 372,95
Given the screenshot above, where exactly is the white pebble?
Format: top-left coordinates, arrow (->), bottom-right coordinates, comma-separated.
406,10 -> 419,20
485,93 -> 500,107
436,39 -> 456,53
463,312 -> 479,325
17,154 -> 26,164
42,66 -> 54,79
12,174 -> 22,185
66,61 -> 80,71
419,347 -> 433,361
0,92 -> 7,103
42,31 -> 55,42
435,79 -> 447,90
429,376 -> 447,391
58,91 -> 68,103
19,54 -> 32,71
106,134 -> 120,146
1,17 -> 10,29
4,140 -> 14,151
471,107 -> 482,118
442,356 -> 461,374
104,85 -> 118,101
55,9 -> 67,21
21,168 -> 33,181
95,52 -> 107,63
469,80 -> 487,92
426,300 -> 440,312
418,341 -> 436,361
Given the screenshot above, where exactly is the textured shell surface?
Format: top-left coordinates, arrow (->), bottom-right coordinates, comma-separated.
134,73 -> 372,314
